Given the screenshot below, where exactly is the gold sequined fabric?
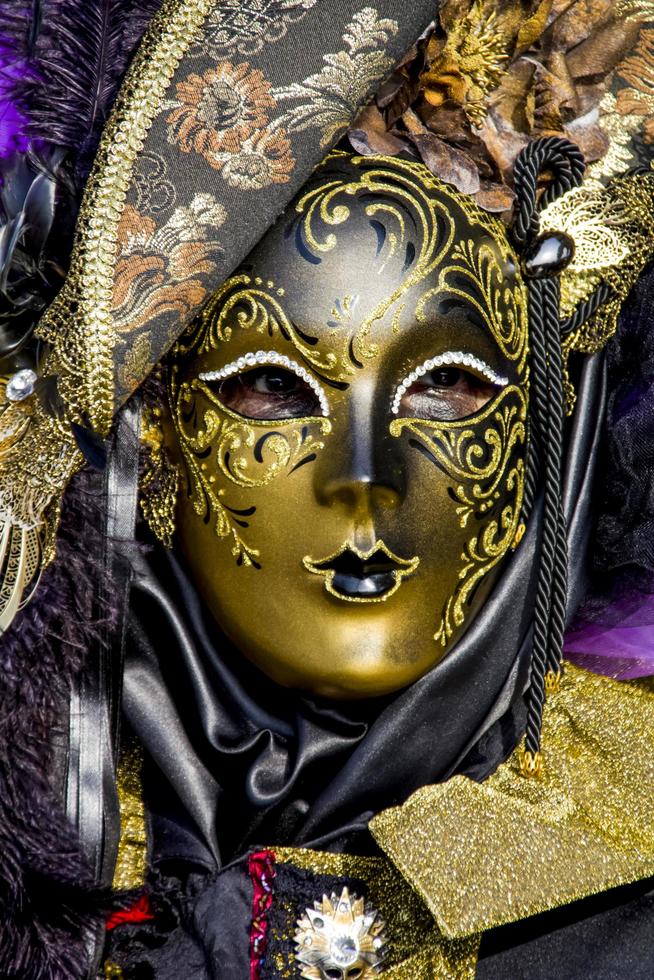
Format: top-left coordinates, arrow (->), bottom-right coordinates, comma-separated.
272,849 -> 480,979
113,740 -> 148,891
370,664 -> 654,938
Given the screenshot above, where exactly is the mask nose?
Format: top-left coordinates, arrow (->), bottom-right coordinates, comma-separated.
314,375 -> 405,513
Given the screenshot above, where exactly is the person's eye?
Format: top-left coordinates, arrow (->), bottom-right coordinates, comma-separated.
391,353 -> 508,422
198,352 -> 329,421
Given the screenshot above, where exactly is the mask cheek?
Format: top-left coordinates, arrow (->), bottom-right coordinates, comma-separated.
169,376 -> 332,569
391,384 -> 527,648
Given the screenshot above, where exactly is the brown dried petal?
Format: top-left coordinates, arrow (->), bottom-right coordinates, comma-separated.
563,117 -> 609,162
418,100 -> 474,142
402,107 -> 429,136
574,79 -> 613,117
348,105 -> 410,156
643,115 -> 654,145
478,112 -> 529,177
549,0 -> 615,53
474,182 -> 516,213
490,60 -> 537,133
376,71 -> 410,109
416,100 -> 497,180
407,132 -> 481,194
514,0 -> 554,56
566,19 -> 641,81
534,54 -> 578,131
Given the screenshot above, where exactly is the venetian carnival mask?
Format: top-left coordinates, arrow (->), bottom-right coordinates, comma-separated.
164,154 -> 529,698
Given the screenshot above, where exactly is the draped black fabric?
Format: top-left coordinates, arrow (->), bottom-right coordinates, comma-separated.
122,352 -> 607,872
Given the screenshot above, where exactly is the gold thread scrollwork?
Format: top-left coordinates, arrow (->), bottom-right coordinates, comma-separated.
169,369 -> 330,567
391,385 -> 527,647
541,172 -> 654,412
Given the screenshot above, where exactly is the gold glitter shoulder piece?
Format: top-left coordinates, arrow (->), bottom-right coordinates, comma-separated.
370,664 -> 654,938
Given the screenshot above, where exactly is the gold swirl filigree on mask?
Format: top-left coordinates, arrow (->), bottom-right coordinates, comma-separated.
391,384 -> 527,647
295,157 -> 454,371
178,273 -> 344,379
288,153 -> 528,376
432,239 -> 528,373
169,370 -> 330,567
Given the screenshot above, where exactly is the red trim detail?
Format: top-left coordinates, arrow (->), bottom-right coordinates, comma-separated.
248,849 -> 277,980
106,892 -> 155,931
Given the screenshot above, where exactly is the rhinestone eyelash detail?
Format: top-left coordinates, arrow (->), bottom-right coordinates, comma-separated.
391,351 -> 509,415
199,350 -> 330,417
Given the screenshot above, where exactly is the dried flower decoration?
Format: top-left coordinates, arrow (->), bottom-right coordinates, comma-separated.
348,0 -> 654,216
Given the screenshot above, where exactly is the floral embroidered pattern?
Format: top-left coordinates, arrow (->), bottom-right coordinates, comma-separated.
165,62 -> 295,188
219,125 -> 295,190
190,0 -> 318,58
274,7 -> 399,147
166,63 -> 276,158
112,194 -> 226,342
132,152 -> 176,215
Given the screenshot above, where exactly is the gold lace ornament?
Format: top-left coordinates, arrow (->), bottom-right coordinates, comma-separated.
541,170 -> 654,412
139,401 -> 179,547
0,381 -> 82,632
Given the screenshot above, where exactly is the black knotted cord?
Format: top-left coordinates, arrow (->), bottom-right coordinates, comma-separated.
511,138 -> 585,775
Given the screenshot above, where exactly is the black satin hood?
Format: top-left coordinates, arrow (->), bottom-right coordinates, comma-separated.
123,354 -> 606,871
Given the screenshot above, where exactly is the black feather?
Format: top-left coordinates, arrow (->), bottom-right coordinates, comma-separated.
0,1 -> 161,365
14,0 -> 163,183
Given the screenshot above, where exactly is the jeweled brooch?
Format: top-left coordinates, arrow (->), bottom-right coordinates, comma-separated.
293,886 -> 387,979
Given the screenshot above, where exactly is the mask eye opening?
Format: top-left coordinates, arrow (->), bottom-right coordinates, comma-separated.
198,350 -> 330,420
391,350 -> 509,421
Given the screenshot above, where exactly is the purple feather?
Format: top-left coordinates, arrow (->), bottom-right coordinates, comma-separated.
0,40 -> 30,159
0,467 -> 113,977
565,591 -> 654,680
4,0 -> 162,181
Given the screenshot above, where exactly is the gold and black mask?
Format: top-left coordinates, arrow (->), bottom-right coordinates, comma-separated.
164,154 -> 529,698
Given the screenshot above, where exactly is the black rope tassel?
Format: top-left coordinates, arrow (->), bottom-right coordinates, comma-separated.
511,137 -> 585,776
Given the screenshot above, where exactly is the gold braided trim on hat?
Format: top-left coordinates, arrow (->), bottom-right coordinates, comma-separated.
38,0 -> 215,437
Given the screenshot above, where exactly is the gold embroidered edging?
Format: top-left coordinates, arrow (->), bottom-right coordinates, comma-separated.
113,739 -> 148,891
38,0 -> 215,435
